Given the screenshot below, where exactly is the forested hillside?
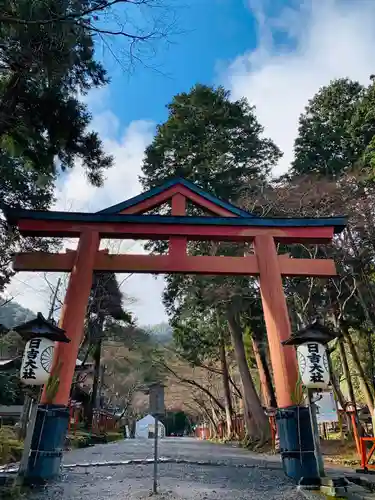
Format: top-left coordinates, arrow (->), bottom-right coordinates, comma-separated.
0,300 -> 35,329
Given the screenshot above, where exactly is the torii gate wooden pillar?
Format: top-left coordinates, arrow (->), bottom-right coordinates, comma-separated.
4,178 -> 346,480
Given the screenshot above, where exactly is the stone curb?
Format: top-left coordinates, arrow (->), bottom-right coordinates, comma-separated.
0,457 -> 284,475
62,457 -> 284,470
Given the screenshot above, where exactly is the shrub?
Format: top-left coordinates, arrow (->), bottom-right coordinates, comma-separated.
65,430 -> 123,449
0,427 -> 24,465
105,431 -> 123,443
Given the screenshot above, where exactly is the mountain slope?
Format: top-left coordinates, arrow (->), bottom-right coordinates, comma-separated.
0,299 -> 35,329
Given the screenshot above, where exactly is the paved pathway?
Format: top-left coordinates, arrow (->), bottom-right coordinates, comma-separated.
27,438 -> 303,499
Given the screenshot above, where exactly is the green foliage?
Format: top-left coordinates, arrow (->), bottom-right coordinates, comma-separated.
66,430 -> 123,448
0,331 -> 25,361
140,85 -> 281,442
292,77 -> 375,178
141,84 -> 281,200
89,273 -> 133,326
350,80 -> 375,175
0,0 -> 113,292
85,272 -> 134,347
0,155 -> 58,291
163,410 -> 189,436
172,309 -> 220,365
45,360 -> 62,403
0,304 -> 29,405
0,427 -> 23,465
84,273 -> 133,425
140,86 -> 281,437
66,431 -> 92,449
292,78 -> 364,177
290,375 -> 304,406
0,0 -> 111,183
0,371 -> 24,405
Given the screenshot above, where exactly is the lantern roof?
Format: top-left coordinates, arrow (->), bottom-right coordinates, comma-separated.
13,312 -> 70,343
282,319 -> 337,346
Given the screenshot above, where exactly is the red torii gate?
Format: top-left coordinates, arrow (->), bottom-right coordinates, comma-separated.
4,177 -> 346,480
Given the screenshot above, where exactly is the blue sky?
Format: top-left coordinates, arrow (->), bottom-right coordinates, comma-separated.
97,0 -> 259,135
8,0 -> 375,325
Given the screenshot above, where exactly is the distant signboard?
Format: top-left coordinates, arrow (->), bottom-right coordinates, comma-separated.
314,390 -> 338,423
149,383 -> 165,416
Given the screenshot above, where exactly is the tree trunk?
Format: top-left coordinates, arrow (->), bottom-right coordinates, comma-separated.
129,418 -> 136,438
18,394 -> 32,440
341,321 -> 374,414
251,335 -> 277,409
219,328 -> 233,439
338,337 -> 356,407
227,309 -> 270,444
87,338 -> 102,430
211,406 -> 221,438
338,336 -> 364,437
328,349 -> 352,432
194,399 -> 219,438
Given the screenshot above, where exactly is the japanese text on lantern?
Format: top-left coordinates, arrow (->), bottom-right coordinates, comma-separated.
20,337 -> 54,385
307,343 -> 324,384
22,338 -> 41,380
296,341 -> 330,389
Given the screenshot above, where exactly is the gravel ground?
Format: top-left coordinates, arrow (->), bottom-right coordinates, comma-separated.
24,438 -> 303,500
27,462 -> 303,500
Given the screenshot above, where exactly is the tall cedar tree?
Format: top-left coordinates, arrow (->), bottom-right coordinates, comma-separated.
141,84 -> 281,198
292,77 -> 375,178
0,0 -> 113,291
85,272 -> 132,427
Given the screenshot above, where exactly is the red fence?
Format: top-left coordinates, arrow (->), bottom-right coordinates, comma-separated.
360,437 -> 375,472
195,416 -> 246,441
92,409 -> 117,434
67,399 -> 118,435
195,426 -> 211,440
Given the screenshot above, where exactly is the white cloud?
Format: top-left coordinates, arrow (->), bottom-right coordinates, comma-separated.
7,112 -> 167,326
224,0 -> 375,174
55,116 -> 155,212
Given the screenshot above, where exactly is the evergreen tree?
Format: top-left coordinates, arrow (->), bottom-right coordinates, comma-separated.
0,0 -> 113,291
0,0 -> 112,183
85,272 -> 132,428
292,77 -> 375,178
141,84 -> 281,200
